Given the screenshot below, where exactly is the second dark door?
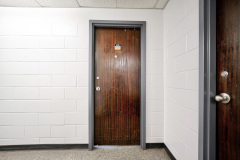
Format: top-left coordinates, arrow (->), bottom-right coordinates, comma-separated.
216,0 -> 240,159
94,28 -> 141,145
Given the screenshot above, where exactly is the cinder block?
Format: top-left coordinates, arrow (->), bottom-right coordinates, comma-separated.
0,49 -> 52,62
150,112 -> 164,125
65,37 -> 88,49
0,126 -> 24,138
65,112 -> 88,125
52,24 -> 77,36
0,36 -> 39,49
186,69 -> 198,90
77,49 -> 88,62
168,36 -> 187,59
0,113 -> 38,125
151,125 -> 164,137
147,100 -> 164,112
25,126 -> 50,138
174,0 -> 186,25
149,62 -> 163,75
151,75 -> 164,88
151,50 -> 164,62
166,72 -> 186,89
164,59 -> 175,75
0,75 -> 51,87
175,48 -> 198,72
39,138 -> 65,144
52,75 -> 76,87
39,113 -> 64,125
52,49 -> 77,61
39,88 -> 64,100
77,75 -> 88,87
13,138 -> 39,145
51,125 -> 76,138
146,87 -> 164,100
65,137 -> 87,144
24,100 -> 52,113
0,100 -> 25,112
0,139 -> 14,145
39,62 -> 65,74
65,62 -> 88,74
51,100 -> 76,112
187,27 -> 199,52
186,109 -> 198,133
39,37 -> 64,49
77,100 -> 88,112
175,7 -> 198,40
65,87 -> 88,100
0,62 -> 39,74
78,23 -> 89,37
0,23 -> 51,36
76,125 -> 88,138
146,137 -> 164,143
0,87 -> 39,100
0,100 -> 51,113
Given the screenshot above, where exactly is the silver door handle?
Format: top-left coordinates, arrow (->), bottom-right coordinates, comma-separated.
96,86 -> 100,91
215,93 -> 230,104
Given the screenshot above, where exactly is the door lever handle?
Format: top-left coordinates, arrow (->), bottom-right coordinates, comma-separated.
215,93 -> 230,104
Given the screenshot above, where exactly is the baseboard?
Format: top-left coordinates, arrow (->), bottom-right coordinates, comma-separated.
0,144 -> 88,151
163,144 -> 176,160
0,143 -> 176,159
146,143 -> 176,160
146,143 -> 165,148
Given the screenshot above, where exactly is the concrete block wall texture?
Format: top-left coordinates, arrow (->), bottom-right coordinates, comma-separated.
0,7 -> 164,145
163,0 -> 199,159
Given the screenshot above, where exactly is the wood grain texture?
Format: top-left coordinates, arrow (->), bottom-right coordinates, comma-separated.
217,0 -> 240,159
94,28 -> 140,145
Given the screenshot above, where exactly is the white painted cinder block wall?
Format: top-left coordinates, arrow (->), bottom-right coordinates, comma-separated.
163,0 -> 199,159
0,7 -> 164,145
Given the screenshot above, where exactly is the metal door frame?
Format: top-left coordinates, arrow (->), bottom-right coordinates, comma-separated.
88,20 -> 146,151
199,0 -> 217,159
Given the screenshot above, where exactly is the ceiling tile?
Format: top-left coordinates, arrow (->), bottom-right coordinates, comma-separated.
0,0 -> 170,9
36,0 -> 80,8
116,0 -> 134,8
155,0 -> 169,9
0,0 -> 40,7
133,0 -> 157,9
77,0 -> 117,8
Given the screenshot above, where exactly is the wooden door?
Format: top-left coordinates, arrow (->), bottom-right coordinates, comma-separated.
94,28 -> 140,145
216,0 -> 240,159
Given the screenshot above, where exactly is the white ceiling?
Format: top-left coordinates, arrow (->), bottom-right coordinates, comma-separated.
0,0 -> 169,9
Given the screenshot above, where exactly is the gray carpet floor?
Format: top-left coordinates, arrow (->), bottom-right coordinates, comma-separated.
0,146 -> 171,160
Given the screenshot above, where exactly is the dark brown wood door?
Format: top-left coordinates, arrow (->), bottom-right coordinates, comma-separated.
217,0 -> 240,159
94,28 -> 140,145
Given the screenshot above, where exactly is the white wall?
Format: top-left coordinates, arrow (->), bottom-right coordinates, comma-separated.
163,0 -> 199,159
0,7 -> 164,145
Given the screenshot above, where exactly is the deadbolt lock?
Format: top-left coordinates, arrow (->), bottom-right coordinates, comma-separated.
96,86 -> 100,91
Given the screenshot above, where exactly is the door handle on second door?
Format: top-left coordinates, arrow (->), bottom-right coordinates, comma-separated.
215,93 -> 231,104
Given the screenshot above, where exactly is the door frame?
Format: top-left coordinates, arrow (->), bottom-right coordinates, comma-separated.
88,20 -> 146,151
199,0 -> 217,159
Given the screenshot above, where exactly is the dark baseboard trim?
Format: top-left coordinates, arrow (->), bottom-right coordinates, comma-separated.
163,145 -> 176,160
146,143 -> 176,160
0,143 -> 176,159
146,143 -> 165,148
0,144 -> 88,151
